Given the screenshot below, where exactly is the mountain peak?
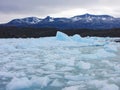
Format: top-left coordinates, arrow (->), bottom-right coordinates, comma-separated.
83,13 -> 92,16
43,16 -> 54,22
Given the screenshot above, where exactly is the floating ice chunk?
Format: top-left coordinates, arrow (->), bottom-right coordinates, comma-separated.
81,38 -> 95,44
55,58 -> 75,66
80,54 -> 98,60
6,77 -> 31,90
31,76 -> 51,88
96,49 -> 116,58
0,71 -> 14,78
59,66 -> 74,71
42,64 -> 56,71
102,60 -> 114,66
72,34 -> 82,42
88,79 -> 119,90
50,79 -> 64,87
104,44 -> 118,52
48,74 -> 63,79
62,85 -> 80,90
114,64 -> 120,71
101,84 -> 119,90
72,34 -> 104,45
80,48 -> 116,60
56,31 -> 72,41
88,80 -> 107,88
77,61 -> 91,69
64,75 -> 81,81
109,77 -> 120,86
6,76 -> 51,90
64,75 -> 92,81
67,81 -> 84,86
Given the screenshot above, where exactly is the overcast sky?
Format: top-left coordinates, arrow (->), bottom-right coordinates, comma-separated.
0,0 -> 120,23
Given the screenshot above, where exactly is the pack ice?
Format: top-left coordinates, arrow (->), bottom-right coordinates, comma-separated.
0,31 -> 119,90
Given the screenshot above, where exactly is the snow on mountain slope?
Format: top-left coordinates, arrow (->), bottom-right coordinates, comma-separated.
4,14 -> 120,29
71,14 -> 114,22
42,16 -> 54,22
7,17 -> 42,25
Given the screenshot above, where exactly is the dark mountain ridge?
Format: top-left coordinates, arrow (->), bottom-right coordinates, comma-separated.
1,13 -> 120,30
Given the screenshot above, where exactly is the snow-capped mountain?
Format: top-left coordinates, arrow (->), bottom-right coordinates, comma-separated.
3,14 -> 120,29
7,17 -> 42,25
71,14 -> 114,22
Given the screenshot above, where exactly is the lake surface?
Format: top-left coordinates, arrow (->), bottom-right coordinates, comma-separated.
0,36 -> 120,90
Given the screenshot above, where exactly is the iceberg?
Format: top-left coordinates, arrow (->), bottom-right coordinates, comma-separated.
72,34 -> 82,42
55,31 -> 106,46
56,31 -> 72,41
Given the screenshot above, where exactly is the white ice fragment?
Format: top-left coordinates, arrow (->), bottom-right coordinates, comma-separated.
55,58 -> 75,66
104,44 -> 118,52
31,76 -> 51,88
59,66 -> 74,71
88,79 -> 119,90
42,64 -> 56,71
101,84 -> 119,90
88,80 -> 107,88
64,75 -> 92,81
72,34 -> 82,42
48,74 -> 63,79
0,72 -> 14,78
102,60 -> 114,66
50,79 -> 64,87
80,37 -> 94,44
56,31 -> 72,41
114,64 -> 120,71
77,61 -> 91,69
62,85 -> 80,90
80,48 -> 116,60
6,77 -> 31,90
6,76 -> 51,90
67,81 -> 84,86
109,77 -> 120,85
96,49 -> 116,58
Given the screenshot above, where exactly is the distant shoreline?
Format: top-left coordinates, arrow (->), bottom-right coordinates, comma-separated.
0,26 -> 120,38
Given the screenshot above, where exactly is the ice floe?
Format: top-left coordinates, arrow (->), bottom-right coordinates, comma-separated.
0,31 -> 119,90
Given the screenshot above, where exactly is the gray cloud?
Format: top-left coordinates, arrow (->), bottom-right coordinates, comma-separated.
0,0 -> 120,23
0,0 -> 95,13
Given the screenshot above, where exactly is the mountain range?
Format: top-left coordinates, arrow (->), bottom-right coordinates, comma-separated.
1,13 -> 120,30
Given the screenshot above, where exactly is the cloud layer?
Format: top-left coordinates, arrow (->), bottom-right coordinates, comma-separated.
0,0 -> 120,23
